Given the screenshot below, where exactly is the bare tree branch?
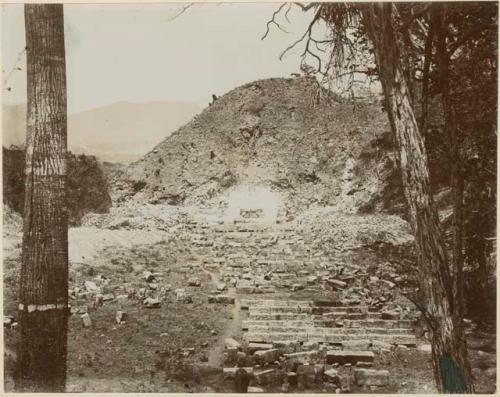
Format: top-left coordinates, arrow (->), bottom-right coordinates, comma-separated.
284,2 -> 293,23
3,47 -> 26,90
294,2 -> 317,12
261,3 -> 289,40
168,3 -> 194,22
279,9 -> 321,60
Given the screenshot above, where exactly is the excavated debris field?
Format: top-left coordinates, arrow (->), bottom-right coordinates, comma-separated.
3,208 -> 496,393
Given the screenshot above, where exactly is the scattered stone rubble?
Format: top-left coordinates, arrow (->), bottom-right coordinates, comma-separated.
172,211 -> 427,392
221,296 -> 416,391
5,201 -> 493,393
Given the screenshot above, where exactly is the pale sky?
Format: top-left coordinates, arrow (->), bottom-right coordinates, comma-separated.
2,3 -> 325,114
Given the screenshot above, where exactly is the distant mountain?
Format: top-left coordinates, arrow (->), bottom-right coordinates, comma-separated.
2,100 -> 201,163
2,104 -> 26,149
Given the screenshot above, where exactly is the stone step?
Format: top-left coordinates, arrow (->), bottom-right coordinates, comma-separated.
248,305 -> 368,315
246,311 -> 385,320
313,306 -> 369,314
242,320 -> 315,329
341,319 -> 416,329
273,273 -> 298,280
241,299 -> 310,308
248,313 -> 312,321
319,312 -> 383,320
242,320 -> 414,333
256,260 -> 286,266
319,319 -> 412,329
193,243 -> 215,248
243,332 -> 418,346
227,262 -> 251,268
243,319 -> 415,329
313,299 -> 360,307
236,287 -> 266,294
248,311 -> 383,321
283,350 -> 320,363
244,325 -> 415,335
249,306 -> 313,314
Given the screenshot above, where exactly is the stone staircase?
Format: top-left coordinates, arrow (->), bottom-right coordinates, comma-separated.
178,216 -> 422,391
240,298 -> 418,346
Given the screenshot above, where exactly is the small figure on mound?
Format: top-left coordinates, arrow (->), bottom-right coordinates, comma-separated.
210,94 -> 218,106
234,360 -> 249,393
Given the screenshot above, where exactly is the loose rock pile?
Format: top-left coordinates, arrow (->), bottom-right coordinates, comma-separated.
3,203 -> 495,392
175,212 -> 424,392
224,297 -> 417,392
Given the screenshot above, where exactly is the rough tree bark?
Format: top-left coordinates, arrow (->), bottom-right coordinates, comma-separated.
15,4 -> 69,392
434,5 -> 466,321
360,3 -> 473,393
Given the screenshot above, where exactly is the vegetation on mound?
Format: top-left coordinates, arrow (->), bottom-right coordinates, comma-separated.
3,146 -> 112,225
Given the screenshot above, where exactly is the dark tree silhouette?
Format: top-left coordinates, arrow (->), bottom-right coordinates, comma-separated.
15,4 -> 69,392
264,2 -> 496,392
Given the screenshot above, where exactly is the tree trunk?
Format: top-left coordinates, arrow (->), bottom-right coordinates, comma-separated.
15,4 -> 68,392
434,4 -> 466,319
361,3 -> 473,393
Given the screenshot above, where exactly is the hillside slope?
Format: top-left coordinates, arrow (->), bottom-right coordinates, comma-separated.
116,77 -> 404,215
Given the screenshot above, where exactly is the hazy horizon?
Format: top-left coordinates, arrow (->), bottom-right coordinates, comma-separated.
2,3 -> 322,114
2,98 -> 203,163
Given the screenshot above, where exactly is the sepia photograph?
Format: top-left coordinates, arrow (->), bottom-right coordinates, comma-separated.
2,1 -> 497,393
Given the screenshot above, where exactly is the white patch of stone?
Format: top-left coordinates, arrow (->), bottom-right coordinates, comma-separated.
224,184 -> 283,224
18,303 -> 68,312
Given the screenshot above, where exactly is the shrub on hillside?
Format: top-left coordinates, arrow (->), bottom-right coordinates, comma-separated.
3,146 -> 112,225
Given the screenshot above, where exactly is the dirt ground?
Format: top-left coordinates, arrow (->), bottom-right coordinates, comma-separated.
4,231 -> 234,392
3,225 -> 496,393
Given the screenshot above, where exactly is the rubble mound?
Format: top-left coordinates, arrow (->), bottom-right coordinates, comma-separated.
115,77 -> 404,215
